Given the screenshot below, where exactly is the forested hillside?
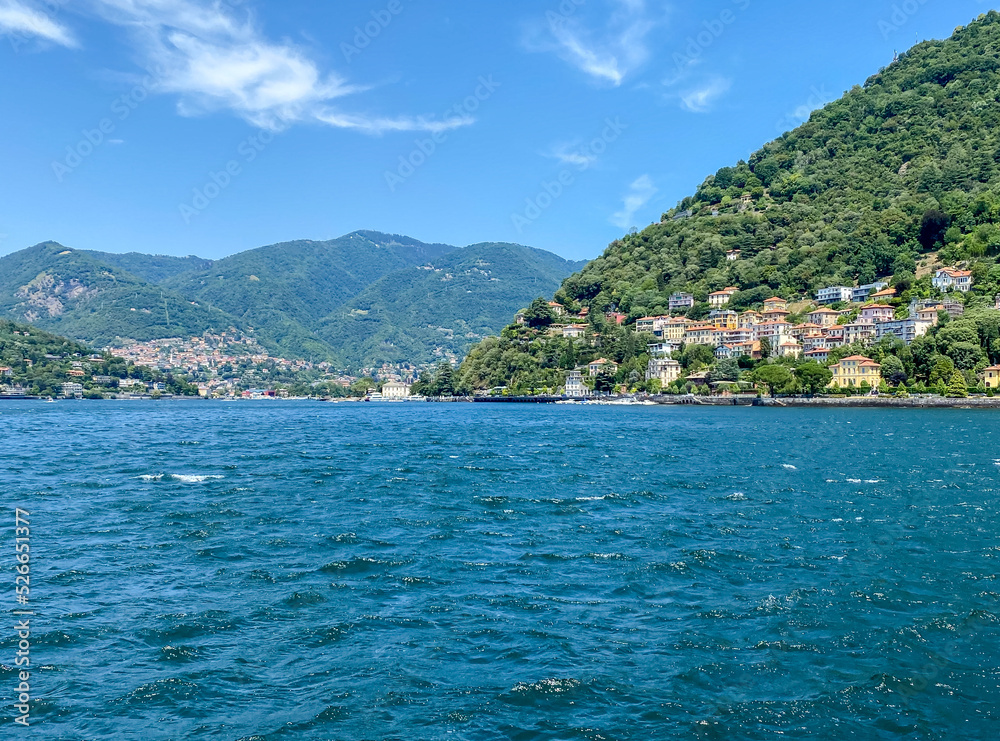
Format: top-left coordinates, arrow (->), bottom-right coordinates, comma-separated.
319,243 -> 585,367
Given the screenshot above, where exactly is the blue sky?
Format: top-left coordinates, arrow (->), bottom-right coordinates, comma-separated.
0,0 -> 992,262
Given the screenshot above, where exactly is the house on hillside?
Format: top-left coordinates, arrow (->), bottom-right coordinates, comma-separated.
808,307 -> 841,327
708,287 -> 739,308
852,282 -> 889,303
984,365 -> 1000,390
860,304 -> 895,323
562,324 -> 587,339
588,358 -> 618,377
669,293 -> 695,312
763,297 -> 788,312
933,268 -> 972,293
816,286 -> 853,304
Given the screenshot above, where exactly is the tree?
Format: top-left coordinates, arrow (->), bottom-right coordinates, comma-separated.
929,356 -> 956,385
946,370 -> 969,398
795,362 -> 833,395
759,337 -> 772,359
709,358 -> 740,383
880,354 -> 907,385
919,209 -> 951,251
593,370 -> 616,395
523,298 -> 556,328
754,364 -> 793,397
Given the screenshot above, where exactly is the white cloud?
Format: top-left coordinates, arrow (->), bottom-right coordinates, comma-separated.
612,174 -> 657,229
81,0 -> 470,134
524,0 -> 655,87
547,141 -> 598,169
680,77 -> 731,113
0,1 -> 76,47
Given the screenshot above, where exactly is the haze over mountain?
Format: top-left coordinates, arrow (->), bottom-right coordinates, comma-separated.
0,232 -> 581,368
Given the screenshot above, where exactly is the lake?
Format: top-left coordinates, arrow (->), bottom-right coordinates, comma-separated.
1,401 -> 997,739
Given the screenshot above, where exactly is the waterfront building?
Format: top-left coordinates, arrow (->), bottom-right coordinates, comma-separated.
829,356 -> 882,388
565,370 -> 588,397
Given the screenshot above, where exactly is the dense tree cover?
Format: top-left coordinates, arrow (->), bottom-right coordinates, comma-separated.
459,13 -> 1000,393
0,319 -> 197,397
318,245 -> 584,368
554,13 -> 1000,319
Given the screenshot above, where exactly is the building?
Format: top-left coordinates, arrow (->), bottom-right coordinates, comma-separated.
739,311 -> 763,328
92,375 -> 114,385
588,358 -> 618,377
808,307 -> 841,327
648,342 -> 681,358
875,318 -> 932,345
842,318 -> 877,346
915,305 -> 943,325
804,348 -> 830,363
382,381 -> 411,399
0,367 -> 12,377
777,340 -> 803,358
646,358 -> 681,386
852,282 -> 889,303
942,299 -> 965,319
860,304 -> 895,323
562,324 -> 587,339
548,302 -> 567,317
933,268 -> 973,293
708,310 -> 739,329
708,287 -> 739,308
763,297 -> 788,312
684,324 -> 718,346
605,312 -> 627,325
816,286 -> 853,304
829,356 -> 882,388
870,287 -> 897,302
61,382 -> 84,398
669,293 -> 695,312
67,369 -> 85,378
565,370 -> 588,397
762,307 -> 791,323
661,318 -> 690,342
984,365 -> 1000,390
726,250 -> 741,261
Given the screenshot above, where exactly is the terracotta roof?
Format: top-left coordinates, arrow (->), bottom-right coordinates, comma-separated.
840,355 -> 874,361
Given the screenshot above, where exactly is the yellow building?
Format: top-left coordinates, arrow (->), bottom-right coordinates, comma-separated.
763,297 -> 788,312
984,365 -> 1000,389
829,355 -> 882,388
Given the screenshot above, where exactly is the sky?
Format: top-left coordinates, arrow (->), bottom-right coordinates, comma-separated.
0,0 -> 993,262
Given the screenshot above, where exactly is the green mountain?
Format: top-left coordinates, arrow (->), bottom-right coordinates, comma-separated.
318,243 -> 586,367
555,12 -> 1000,316
83,251 -> 214,283
0,243 -> 237,345
459,11 -> 1000,392
160,231 -> 456,358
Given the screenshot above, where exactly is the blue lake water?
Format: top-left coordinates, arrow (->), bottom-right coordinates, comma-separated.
1,401 -> 998,740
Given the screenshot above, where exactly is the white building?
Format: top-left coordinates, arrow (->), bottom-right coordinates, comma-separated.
669,293 -> 695,311
933,268 -> 973,293
816,286 -> 853,304
61,382 -> 84,398
565,371 -> 588,397
382,381 -> 411,399
646,358 -> 681,386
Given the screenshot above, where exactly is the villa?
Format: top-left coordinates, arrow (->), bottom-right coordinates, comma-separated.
829,356 -> 882,388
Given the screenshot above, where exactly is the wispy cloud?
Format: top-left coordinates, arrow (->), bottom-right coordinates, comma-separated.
547,140 -> 598,169
524,0 -> 655,87
52,0 -> 471,134
612,174 -> 657,229
0,0 -> 76,47
680,76 -> 731,113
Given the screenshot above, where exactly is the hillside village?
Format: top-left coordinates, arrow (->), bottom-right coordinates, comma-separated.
492,265 -> 1000,400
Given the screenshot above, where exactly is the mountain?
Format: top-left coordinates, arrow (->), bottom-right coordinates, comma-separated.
83,251 -> 214,283
458,11 -> 1000,391
0,243 -> 237,345
318,243 -> 586,367
160,231 -> 456,358
555,12 -> 1000,316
